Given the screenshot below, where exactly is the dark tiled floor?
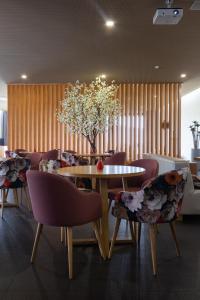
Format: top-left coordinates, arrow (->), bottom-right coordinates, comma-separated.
1,207 -> 200,300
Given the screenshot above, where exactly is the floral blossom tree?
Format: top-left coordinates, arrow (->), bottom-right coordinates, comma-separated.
57,77 -> 121,153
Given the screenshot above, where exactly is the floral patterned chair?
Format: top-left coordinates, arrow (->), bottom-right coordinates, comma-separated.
109,169 -> 188,275
39,159 -> 69,172
0,158 -> 31,217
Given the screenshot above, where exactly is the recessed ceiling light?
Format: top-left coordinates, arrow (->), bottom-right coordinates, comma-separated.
154,65 -> 160,69
21,74 -> 27,79
180,73 -> 187,78
105,20 -> 115,28
100,74 -> 106,79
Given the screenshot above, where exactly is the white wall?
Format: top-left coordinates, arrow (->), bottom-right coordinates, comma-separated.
0,81 -> 7,110
181,87 -> 200,160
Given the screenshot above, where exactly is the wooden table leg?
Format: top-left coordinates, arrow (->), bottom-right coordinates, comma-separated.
99,178 -> 109,258
91,176 -> 96,190
122,177 -> 128,191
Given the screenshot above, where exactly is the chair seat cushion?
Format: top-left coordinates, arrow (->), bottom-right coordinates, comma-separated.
108,187 -> 140,200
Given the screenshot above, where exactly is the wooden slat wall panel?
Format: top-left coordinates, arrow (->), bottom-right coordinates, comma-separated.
8,83 -> 181,161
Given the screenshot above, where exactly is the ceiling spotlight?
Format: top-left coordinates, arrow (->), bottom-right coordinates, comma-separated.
100,74 -> 106,79
154,65 -> 160,69
21,74 -> 27,79
180,73 -> 187,78
105,20 -> 115,28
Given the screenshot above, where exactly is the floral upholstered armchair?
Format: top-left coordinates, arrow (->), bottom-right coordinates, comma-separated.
109,169 -> 188,275
39,159 -> 69,172
0,158 -> 31,217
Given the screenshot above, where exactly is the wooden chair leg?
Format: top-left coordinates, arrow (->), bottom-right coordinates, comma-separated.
129,221 -> 136,244
108,198 -> 112,210
31,223 -> 43,263
92,220 -> 106,260
169,221 -> 181,256
149,224 -> 157,276
5,189 -> 9,201
135,222 -> 141,245
23,187 -> 31,211
108,217 -> 121,259
60,227 -> 64,243
66,227 -> 73,279
20,188 -> 23,204
65,228 -> 67,246
13,189 -> 19,207
1,189 -> 6,218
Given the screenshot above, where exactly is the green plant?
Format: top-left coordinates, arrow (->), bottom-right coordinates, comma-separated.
189,120 -> 200,149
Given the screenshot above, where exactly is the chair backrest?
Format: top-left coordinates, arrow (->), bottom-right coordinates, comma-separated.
27,171 -> 102,227
39,159 -> 69,172
14,149 -> 27,157
104,152 -> 126,189
42,149 -> 58,161
117,169 -> 187,224
30,152 -> 43,170
64,150 -> 77,155
0,158 -> 31,188
128,159 -> 159,188
5,150 -> 12,158
62,151 -> 77,166
104,152 -> 126,166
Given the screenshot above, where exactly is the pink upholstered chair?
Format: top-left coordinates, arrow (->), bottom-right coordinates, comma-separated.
27,171 -> 105,279
104,151 -> 126,166
127,159 -> 159,189
41,149 -> 58,161
104,152 -> 126,190
29,152 -> 43,170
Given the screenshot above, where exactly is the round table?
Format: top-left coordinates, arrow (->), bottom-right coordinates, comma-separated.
58,165 -> 146,257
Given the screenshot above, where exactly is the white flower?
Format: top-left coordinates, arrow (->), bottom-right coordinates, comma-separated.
145,192 -> 167,210
0,164 -> 9,176
57,77 -> 121,147
121,190 -> 144,212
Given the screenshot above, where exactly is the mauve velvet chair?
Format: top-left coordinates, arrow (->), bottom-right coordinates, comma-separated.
29,152 -> 43,170
127,159 -> 159,189
27,170 -> 105,279
104,152 -> 126,190
108,158 -> 158,199
41,149 -> 58,161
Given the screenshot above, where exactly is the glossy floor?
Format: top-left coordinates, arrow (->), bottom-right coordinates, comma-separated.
0,207 -> 200,300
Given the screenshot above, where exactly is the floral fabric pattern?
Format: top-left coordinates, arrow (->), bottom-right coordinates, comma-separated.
112,169 -> 187,224
39,159 -> 69,172
61,152 -> 77,166
0,158 -> 31,189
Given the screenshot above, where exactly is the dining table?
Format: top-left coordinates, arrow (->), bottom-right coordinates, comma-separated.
58,164 -> 146,258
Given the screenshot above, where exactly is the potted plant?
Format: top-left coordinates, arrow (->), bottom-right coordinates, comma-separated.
189,121 -> 200,161
57,77 -> 121,153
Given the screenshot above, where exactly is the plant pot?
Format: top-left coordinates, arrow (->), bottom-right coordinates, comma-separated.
191,148 -> 200,161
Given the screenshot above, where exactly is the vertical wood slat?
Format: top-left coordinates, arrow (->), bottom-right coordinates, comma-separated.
7,83 -> 181,161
